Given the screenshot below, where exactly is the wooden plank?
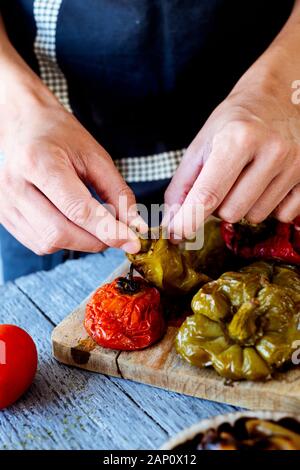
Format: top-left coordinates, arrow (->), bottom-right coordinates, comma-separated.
0,282 -> 168,450
17,249 -> 239,435
15,249 -> 125,325
118,329 -> 300,413
52,259 -> 300,414
111,378 -> 238,435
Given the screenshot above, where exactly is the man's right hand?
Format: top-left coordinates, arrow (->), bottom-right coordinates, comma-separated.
0,18 -> 145,256
1,95 -> 147,255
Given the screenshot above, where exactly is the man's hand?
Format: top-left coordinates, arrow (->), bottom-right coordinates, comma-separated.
0,97 -> 146,255
0,16 -> 146,256
165,83 -> 300,238
165,0 -> 300,239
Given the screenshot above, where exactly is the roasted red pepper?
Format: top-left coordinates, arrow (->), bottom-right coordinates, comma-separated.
85,269 -> 165,350
221,217 -> 300,264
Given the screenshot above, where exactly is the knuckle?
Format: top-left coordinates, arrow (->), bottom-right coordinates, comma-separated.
263,136 -> 289,168
117,184 -> 132,199
90,242 -> 106,253
191,187 -> 220,210
269,136 -> 288,158
32,247 -> 45,256
38,244 -> 57,256
40,224 -> 63,253
218,204 -> 244,223
64,198 -> 92,226
36,243 -> 51,255
291,184 -> 300,197
276,211 -> 294,224
222,120 -> 254,148
116,184 -> 135,209
21,146 -> 39,172
165,183 -> 189,206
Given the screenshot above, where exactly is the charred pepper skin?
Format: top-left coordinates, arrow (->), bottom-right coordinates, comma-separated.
85,275 -> 165,351
221,217 -> 300,264
127,220 -> 231,295
176,262 -> 300,381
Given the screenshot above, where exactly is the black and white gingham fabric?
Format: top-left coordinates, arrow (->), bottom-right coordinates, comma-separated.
114,149 -> 184,182
33,0 -> 72,112
32,0 -> 183,182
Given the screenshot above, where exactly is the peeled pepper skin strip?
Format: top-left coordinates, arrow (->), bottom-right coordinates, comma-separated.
221,217 -> 300,264
176,261 -> 300,381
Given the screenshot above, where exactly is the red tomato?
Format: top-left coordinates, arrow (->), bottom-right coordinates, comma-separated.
0,325 -> 38,409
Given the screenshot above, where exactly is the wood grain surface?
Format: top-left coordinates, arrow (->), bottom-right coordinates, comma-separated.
1,249 -> 237,450
52,259 -> 300,413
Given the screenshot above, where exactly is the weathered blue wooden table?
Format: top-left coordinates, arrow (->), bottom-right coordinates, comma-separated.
0,249 -> 238,450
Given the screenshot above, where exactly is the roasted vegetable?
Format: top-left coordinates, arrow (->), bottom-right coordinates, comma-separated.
173,417 -> 300,450
85,269 -> 165,350
176,262 -> 300,381
221,217 -> 300,264
127,220 -> 230,295
183,219 -> 233,278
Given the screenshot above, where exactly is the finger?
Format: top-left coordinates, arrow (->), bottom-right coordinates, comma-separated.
218,146 -> 282,222
246,168 -> 298,223
29,160 -> 140,253
170,126 -> 254,239
0,208 -> 45,255
161,201 -> 181,229
18,184 -> 107,253
164,131 -> 216,215
164,146 -> 205,208
86,152 -> 148,233
275,184 -> 300,223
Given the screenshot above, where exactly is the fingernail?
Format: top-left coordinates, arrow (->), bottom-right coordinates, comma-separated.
121,240 -> 141,254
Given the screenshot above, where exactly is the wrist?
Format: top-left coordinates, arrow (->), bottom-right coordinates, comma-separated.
3,66 -> 57,109
0,60 -> 59,147
231,61 -> 282,99
0,46 -> 59,118
232,25 -> 300,101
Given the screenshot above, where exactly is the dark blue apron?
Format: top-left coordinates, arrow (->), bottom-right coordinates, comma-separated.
0,0 -> 294,280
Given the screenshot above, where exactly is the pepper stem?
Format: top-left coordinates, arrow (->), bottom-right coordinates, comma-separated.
116,264 -> 141,295
127,263 -> 134,282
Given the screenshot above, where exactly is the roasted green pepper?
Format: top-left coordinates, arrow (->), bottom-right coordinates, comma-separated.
183,219 -> 233,279
127,220 -> 231,295
127,233 -> 210,295
176,262 -> 300,381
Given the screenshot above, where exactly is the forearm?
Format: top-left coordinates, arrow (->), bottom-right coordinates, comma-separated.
0,16 -> 57,112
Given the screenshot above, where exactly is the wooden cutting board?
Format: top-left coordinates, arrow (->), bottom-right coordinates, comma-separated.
52,260 -> 300,412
